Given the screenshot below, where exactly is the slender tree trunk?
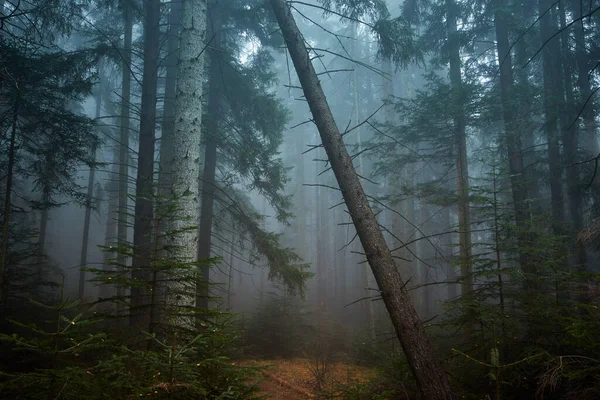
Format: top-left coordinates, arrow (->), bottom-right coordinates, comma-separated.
558,0 -> 585,267
157,0 -> 182,207
79,89 -> 102,299
269,1 -> 455,398
316,167 -> 327,313
334,197 -> 346,319
447,0 -> 473,325
0,99 -> 19,307
226,227 -> 235,309
116,0 -> 133,312
573,0 -> 600,213
39,180 -> 50,254
196,0 -> 221,311
516,0 -> 542,212
130,0 -> 161,329
151,0 -> 182,325
350,23 -> 375,340
440,207 -> 456,300
418,198 -> 432,318
539,0 -> 566,227
100,156 -> 119,302
170,0 -> 208,321
493,1 -> 532,274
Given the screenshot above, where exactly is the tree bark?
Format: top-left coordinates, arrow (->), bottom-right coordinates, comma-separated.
130,0 -> 161,330
157,0 -> 182,206
170,0 -> 207,321
269,1 -> 455,398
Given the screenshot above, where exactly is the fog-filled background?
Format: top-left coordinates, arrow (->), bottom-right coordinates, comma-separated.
2,0 -> 600,399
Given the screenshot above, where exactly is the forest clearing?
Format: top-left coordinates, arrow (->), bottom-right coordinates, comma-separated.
1,0 -> 600,399
244,359 -> 376,399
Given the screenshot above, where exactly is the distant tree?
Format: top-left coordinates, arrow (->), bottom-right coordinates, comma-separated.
0,43 -> 98,308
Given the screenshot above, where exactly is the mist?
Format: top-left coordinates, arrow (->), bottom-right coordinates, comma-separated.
1,0 -> 600,399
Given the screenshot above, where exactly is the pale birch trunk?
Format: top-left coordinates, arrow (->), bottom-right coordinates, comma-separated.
169,0 -> 207,322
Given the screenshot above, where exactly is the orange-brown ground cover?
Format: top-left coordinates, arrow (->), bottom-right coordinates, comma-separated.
241,358 -> 375,399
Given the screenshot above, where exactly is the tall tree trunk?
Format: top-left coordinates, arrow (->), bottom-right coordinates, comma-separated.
573,0 -> 600,213
100,154 -> 119,302
226,227 -> 235,309
117,0 -> 133,312
130,0 -> 161,329
316,165 -> 327,313
417,198 -> 432,318
447,0 -> 473,325
39,179 -> 50,254
157,0 -> 182,209
558,0 -> 585,267
196,0 -> 221,311
170,0 -> 207,320
79,88 -> 102,299
350,23 -> 375,339
440,206 -> 456,300
269,1 -> 456,398
0,99 -> 19,307
334,196 -> 347,320
516,0 -> 542,212
493,0 -> 532,274
539,0 -> 566,228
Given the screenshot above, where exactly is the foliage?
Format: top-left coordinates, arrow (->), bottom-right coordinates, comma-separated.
0,280 -> 109,400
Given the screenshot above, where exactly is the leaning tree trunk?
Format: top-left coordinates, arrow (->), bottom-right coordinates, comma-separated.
130,0 -> 161,330
269,1 -> 455,398
170,0 -> 208,321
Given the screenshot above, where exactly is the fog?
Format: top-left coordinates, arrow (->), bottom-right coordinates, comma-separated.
2,0 -> 600,398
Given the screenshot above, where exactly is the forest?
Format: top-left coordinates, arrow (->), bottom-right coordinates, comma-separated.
1,0 -> 599,399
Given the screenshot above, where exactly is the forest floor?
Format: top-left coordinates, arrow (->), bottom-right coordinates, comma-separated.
242,358 -> 375,399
